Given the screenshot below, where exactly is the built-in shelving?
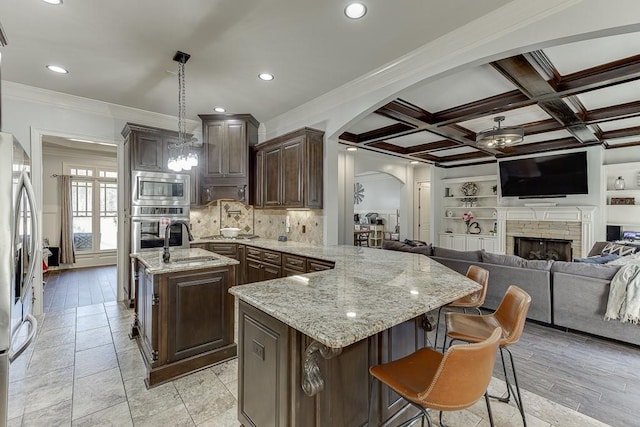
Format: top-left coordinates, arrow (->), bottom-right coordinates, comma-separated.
603,163 -> 640,228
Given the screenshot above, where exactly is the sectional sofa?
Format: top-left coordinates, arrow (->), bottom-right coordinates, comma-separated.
383,241 -> 640,347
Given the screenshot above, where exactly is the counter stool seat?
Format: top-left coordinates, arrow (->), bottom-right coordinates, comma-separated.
445,285 -> 531,426
370,327 -> 502,427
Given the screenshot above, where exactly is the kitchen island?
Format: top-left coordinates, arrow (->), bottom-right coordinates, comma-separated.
229,245 -> 481,426
130,247 -> 239,387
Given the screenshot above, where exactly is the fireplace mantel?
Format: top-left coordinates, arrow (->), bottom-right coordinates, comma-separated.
496,206 -> 597,257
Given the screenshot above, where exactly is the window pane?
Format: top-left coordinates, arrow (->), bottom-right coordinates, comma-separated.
72,180 -> 93,252
100,217 -> 118,250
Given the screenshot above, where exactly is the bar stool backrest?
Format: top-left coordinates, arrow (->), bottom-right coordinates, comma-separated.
493,285 -> 531,346
462,265 -> 490,306
418,327 -> 502,411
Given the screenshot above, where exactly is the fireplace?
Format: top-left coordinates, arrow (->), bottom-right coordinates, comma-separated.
514,237 -> 573,261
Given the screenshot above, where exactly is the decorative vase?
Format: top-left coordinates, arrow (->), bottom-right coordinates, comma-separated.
614,176 -> 625,190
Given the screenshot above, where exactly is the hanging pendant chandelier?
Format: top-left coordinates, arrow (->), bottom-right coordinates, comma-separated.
167,51 -> 198,172
476,116 -> 524,148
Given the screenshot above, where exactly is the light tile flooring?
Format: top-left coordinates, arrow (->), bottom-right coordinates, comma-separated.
5,267 -> 613,426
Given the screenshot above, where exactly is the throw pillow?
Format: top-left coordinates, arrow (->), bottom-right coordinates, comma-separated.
601,243 -> 637,257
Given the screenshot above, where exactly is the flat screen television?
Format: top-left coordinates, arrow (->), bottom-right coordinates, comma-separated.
499,151 -> 588,198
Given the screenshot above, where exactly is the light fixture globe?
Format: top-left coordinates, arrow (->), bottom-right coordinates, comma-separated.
476,116 -> 524,148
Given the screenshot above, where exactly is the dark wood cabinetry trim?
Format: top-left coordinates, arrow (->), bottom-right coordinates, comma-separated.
253,127 -> 324,209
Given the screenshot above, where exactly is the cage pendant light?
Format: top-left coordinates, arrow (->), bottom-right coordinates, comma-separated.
476,116 -> 524,148
167,51 -> 198,172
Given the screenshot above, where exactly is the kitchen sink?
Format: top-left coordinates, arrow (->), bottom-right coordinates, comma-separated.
170,255 -> 217,263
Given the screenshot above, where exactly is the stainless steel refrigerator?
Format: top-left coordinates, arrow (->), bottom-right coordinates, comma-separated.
0,132 -> 38,423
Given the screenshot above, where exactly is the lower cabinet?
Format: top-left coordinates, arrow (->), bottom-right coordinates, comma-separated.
190,242 -> 336,282
238,300 -> 426,426
439,234 -> 467,251
465,235 -> 498,252
439,233 -> 497,253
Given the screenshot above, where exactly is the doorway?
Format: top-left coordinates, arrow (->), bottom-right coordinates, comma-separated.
32,129 -> 124,317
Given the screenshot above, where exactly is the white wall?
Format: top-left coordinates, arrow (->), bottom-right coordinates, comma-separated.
354,172 -> 402,232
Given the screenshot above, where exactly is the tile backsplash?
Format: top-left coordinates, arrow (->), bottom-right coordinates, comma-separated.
190,202 -> 324,246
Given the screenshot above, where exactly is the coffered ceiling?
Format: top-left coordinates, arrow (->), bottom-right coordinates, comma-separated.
339,32 -> 640,167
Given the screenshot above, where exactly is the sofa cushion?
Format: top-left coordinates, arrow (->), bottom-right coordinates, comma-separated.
574,254 -> 620,264
382,240 -> 412,252
432,247 -> 481,261
601,242 -> 637,256
481,251 -> 552,271
551,261 -> 621,280
408,244 -> 433,256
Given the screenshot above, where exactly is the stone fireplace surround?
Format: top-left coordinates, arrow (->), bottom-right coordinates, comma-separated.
496,206 -> 597,260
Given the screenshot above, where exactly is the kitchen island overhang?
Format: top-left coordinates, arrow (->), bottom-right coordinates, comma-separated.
230,246 -> 481,426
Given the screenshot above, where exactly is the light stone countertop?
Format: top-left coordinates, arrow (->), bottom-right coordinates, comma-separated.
211,238 -> 481,349
131,247 -> 239,275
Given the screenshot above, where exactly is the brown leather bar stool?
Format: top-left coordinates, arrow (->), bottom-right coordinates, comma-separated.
369,327 -> 502,427
433,265 -> 489,350
445,285 -> 531,426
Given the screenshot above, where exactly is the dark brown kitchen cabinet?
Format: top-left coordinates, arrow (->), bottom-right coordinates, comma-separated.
245,247 -> 282,283
131,261 -> 237,387
122,123 -> 188,173
282,253 -> 306,277
253,127 -> 324,209
198,114 -> 258,205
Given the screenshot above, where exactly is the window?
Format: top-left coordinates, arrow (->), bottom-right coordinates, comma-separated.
69,166 -> 117,252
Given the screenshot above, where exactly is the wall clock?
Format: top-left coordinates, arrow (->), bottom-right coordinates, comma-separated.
354,182 -> 365,204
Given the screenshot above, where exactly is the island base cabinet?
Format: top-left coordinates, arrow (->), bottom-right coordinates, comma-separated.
132,264 -> 238,388
237,300 -> 425,427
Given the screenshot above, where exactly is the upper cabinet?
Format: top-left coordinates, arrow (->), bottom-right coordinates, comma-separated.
123,123 -> 186,173
252,127 -> 323,209
197,114 -> 259,206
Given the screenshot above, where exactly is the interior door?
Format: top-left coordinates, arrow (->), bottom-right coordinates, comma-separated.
415,182 -> 431,243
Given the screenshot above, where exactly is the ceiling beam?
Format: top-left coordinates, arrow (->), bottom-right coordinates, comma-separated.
491,55 -> 599,144
553,53 -> 640,94
405,140 -> 460,153
497,138 -> 599,157
583,100 -> 640,123
600,125 -> 640,140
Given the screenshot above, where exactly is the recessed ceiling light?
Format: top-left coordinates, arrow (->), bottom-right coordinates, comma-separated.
345,2 -> 367,19
46,65 -> 68,74
410,160 -> 420,164
346,146 -> 358,152
42,0 -> 63,4
258,73 -> 274,81
214,107 -> 226,113
346,312 -> 357,318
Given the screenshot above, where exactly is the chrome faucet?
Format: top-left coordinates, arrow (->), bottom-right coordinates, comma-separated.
163,220 -> 194,263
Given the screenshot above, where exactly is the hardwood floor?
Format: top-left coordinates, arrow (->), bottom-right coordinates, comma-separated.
431,311 -> 640,427
42,265 -> 117,312
42,266 -> 639,426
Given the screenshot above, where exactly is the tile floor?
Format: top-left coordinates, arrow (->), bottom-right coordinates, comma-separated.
5,267 -> 612,426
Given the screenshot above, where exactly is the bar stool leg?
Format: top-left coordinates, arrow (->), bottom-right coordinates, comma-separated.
433,307 -> 443,350
489,347 -> 526,426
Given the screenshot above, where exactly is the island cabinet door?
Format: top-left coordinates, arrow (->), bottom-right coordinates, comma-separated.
375,316 -> 427,424
164,269 -> 233,363
238,301 -> 290,427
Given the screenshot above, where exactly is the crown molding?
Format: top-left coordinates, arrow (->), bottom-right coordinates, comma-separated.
2,81 -> 200,133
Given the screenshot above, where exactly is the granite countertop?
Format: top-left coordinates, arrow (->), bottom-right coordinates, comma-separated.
131,247 -> 239,275
222,240 -> 481,349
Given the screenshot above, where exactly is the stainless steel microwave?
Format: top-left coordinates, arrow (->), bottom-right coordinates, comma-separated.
132,171 -> 190,206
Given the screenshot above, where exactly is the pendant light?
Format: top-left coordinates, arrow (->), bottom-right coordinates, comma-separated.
476,116 -> 524,148
167,51 -> 198,172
